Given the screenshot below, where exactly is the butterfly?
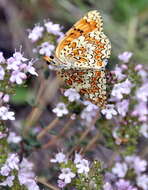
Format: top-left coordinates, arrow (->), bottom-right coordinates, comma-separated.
44,10 -> 111,108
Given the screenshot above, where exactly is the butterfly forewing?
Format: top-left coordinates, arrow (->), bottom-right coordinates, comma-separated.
55,10 -> 111,70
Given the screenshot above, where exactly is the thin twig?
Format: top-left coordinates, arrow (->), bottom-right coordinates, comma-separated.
68,110 -> 100,156
83,132 -> 100,153
23,78 -> 60,136
37,117 -> 59,140
37,177 -> 60,190
43,117 -> 73,149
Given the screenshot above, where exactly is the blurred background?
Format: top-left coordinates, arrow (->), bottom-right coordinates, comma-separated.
0,0 -> 148,186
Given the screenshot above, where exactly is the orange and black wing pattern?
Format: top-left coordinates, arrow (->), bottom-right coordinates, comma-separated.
51,10 -> 111,108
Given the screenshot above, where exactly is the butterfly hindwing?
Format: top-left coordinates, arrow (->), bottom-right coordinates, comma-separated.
57,68 -> 107,108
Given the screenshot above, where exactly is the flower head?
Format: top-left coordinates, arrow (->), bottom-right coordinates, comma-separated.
57,180 -> 66,188
39,42 -> 55,57
112,162 -> 128,178
0,175 -> 15,187
136,174 -> 148,190
116,179 -> 137,190
18,158 -> 40,190
113,65 -> 126,81
101,104 -> 117,119
28,25 -> 44,42
0,92 -> 10,103
118,51 -> 133,63
111,79 -> 133,100
103,182 -> 113,190
132,101 -> 148,122
76,159 -> 90,174
52,102 -> 69,117
140,123 -> 148,138
6,153 -> 19,170
136,83 -> 148,102
64,88 -> 80,102
0,106 -> 15,120
0,65 -> 5,80
74,153 -> 83,164
7,132 -> 22,144
44,21 -> 61,35
50,152 -> 67,163
116,99 -> 129,117
59,168 -> 75,184
0,52 -> 5,63
0,165 -> 11,176
81,101 -> 98,123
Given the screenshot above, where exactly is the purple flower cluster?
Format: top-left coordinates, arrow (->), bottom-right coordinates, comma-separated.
28,21 -> 64,57
51,152 -> 90,188
0,50 -> 39,190
0,51 -> 37,85
103,155 -> 148,190
0,154 -> 40,190
0,51 -> 38,121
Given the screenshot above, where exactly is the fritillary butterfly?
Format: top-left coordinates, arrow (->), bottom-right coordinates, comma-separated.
44,10 -> 111,108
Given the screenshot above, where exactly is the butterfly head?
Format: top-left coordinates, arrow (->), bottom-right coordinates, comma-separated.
43,55 -> 57,66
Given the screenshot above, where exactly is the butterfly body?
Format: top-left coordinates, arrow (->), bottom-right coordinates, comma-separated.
44,10 -> 111,108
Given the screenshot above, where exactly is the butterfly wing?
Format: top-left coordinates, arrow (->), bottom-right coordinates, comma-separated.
54,10 -> 111,108
55,10 -> 111,70
58,68 -> 107,108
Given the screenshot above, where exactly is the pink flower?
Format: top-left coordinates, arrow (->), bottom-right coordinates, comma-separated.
140,123 -> 148,138
136,83 -> 148,102
118,52 -> 133,63
10,70 -> 27,84
57,180 -> 66,188
0,106 -> 15,120
116,99 -> 129,117
0,92 -> 9,103
18,158 -> 40,190
7,57 -> 21,71
44,21 -> 62,35
0,165 -> 11,176
50,152 -> 67,163
39,42 -> 55,57
76,159 -> 90,174
28,25 -> 44,42
112,162 -> 128,178
0,52 -> 5,63
111,79 -> 133,100
24,61 -> 38,76
0,131 -> 7,139
137,174 -> 148,190
132,102 -> 148,122
52,103 -> 69,117
103,182 -> 113,190
59,168 -> 75,184
134,64 -> 143,71
0,65 -> 5,80
6,153 -> 19,170
64,88 -> 80,102
0,175 -> 15,187
116,179 -> 137,190
13,52 -> 28,62
101,104 -> 117,119
7,132 -> 22,144
113,65 -> 126,81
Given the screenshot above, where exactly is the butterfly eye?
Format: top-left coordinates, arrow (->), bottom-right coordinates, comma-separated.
49,55 -> 54,59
